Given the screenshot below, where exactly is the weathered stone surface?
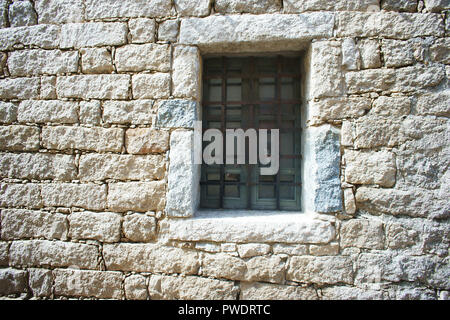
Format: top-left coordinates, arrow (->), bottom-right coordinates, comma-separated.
382,0 -> 417,12
240,282 -> 317,300
103,243 -> 200,274
272,244 -> 308,255
0,242 -> 8,266
310,41 -> 343,98
149,275 -> 237,300
0,24 -> 60,50
8,0 -> 37,27
68,211 -> 121,243
54,269 -> 123,299
216,0 -> 280,13
42,126 -> 123,152
287,256 -> 354,285
158,19 -> 179,42
132,73 -> 170,99
9,49 -> 78,76
284,0 -> 379,12
57,75 -> 130,99
129,18 -> 156,43
85,0 -> 173,19
430,38 -> 450,64
336,12 -> 444,39
1,209 -> 67,240
428,257 -> 450,289
358,39 -> 381,69
40,76 -> 57,99
309,97 -> 371,125
341,219 -> 384,249
0,183 -> 42,208
195,242 -> 221,253
80,47 -> 113,74
393,286 -> 437,300
180,13 -> 334,52
0,268 -> 27,295
201,253 -> 247,280
422,221 -> 450,257
60,22 -> 128,48
103,100 -> 153,125
237,244 -> 271,258
382,39 -> 416,68
123,214 -> 157,242
35,0 -> 84,24
28,268 -> 52,297
9,240 -> 98,269
107,181 -> 166,212
165,130 -> 199,217
345,65 -> 445,94
41,183 -> 107,211
0,102 -> 17,124
321,286 -> 386,300
245,255 -> 285,283
125,275 -> 148,300
126,128 -> 170,154
79,154 -> 165,181
172,46 -> 201,99
342,38 -> 360,71
416,91 -> 450,117
79,100 -> 101,125
309,243 -> 339,256
0,77 -> 40,99
386,222 -> 418,249
175,0 -> 211,16
167,212 -> 335,243
425,0 -> 450,12
0,125 -> 40,152
344,150 -> 396,187
115,44 -> 170,72
156,100 -> 198,128
372,96 -> 410,117
18,100 -> 78,124
0,0 -> 8,28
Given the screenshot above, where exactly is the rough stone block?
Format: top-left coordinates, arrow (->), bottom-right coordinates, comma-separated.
386,222 -> 418,249
287,256 -> 354,285
343,188 -> 356,215
57,75 -> 130,99
68,211 -> 121,243
41,183 -> 107,211
358,39 -> 381,69
0,183 -> 42,208
0,242 -> 9,266
115,44 -> 170,72
309,243 -> 339,256
18,100 -> 78,124
0,24 -> 60,50
0,209 -> 68,240
321,286 -> 386,300
382,39 -> 416,67
216,0 -> 281,13
40,76 -> 57,100
79,100 -> 101,125
175,0 -> 211,16
0,0 -> 8,28
245,255 -> 285,283
149,275 -> 237,300
341,38 -> 360,71
0,102 -> 18,124
9,240 -> 98,269
382,0 -> 417,12
107,182 -> 166,212
123,213 -> 157,242
103,243 -> 200,274
416,90 -> 450,117
308,97 -> 371,125
9,49 -> 79,76
8,0 -> 37,27
0,268 -> 27,295
201,253 -> 247,280
0,125 -> 40,152
425,0 -> 450,12
103,100 -> 154,125
272,244 -> 308,256
341,219 -> 384,249
28,268 -> 53,297
80,47 -> 114,74
237,244 -> 271,258
125,275 -> 148,300
0,77 -> 40,100
372,96 -> 411,116
129,18 -> 156,43
240,282 -> 317,300
284,0 -> 379,12
132,73 -> 170,99
156,100 -> 198,128
54,269 -> 123,299
125,128 -> 170,154
430,38 -> 450,64
35,0 -> 84,24
85,0 -> 173,19
158,19 -> 179,42
42,126 -> 123,152
172,46 -> 201,99
60,22 -> 128,48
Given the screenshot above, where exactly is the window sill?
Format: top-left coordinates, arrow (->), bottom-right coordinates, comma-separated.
164,210 -> 336,244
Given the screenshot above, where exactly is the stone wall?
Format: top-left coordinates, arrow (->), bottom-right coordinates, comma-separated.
0,0 -> 449,300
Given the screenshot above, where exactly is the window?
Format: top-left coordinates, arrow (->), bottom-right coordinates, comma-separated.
200,55 -> 302,210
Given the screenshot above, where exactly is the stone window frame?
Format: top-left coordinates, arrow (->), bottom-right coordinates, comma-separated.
160,14 -> 343,244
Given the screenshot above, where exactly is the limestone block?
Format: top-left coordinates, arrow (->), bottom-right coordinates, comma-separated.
129,18 -> 155,43
343,188 -> 356,215
358,39 -> 381,69
0,183 -> 42,208
237,244 -> 271,258
8,0 -> 37,27
35,0 -> 84,24
172,46 -> 201,99
60,22 -> 127,48
41,183 -> 107,211
175,0 -> 211,16
195,243 -> 221,253
54,269 -> 123,299
284,0 -> 379,12
430,38 -> 450,64
0,242 -> 9,266
0,24 -> 60,50
79,154 -> 165,181
0,77 -> 40,99
115,44 -> 170,73
371,96 -> 411,117
245,255 -> 285,283
272,244 -> 308,255
382,0 -> 417,12
125,128 -> 170,154
425,0 -> 450,12
103,100 -> 153,125
18,100 -> 78,124
321,286 -> 386,300
107,181 -> 166,212
341,38 -> 360,70
9,49 -> 78,76
9,240 -> 99,269
40,76 -> 57,99
308,97 -> 371,125
85,0 -> 173,19
57,75 -> 130,99
125,275 -> 148,300
28,269 -> 53,297
156,100 -> 198,128
80,47 -> 113,74
42,126 -> 123,152
132,73 -> 170,99
0,0 -> 8,28
201,253 -> 247,280
309,243 -> 339,256
0,268 -> 27,295
149,275 -> 237,300
386,223 -> 418,249
0,125 -> 40,152
216,0 -> 280,13
382,39 -> 416,67
68,211 -> 121,243
240,282 -> 317,300
103,243 -> 200,274
158,19 -> 179,42
0,102 -> 18,124
0,209 -> 67,240
341,219 -> 384,249
79,100 -> 101,125
123,214 -> 157,242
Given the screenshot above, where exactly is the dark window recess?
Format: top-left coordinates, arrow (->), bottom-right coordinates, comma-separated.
200,55 -> 302,210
